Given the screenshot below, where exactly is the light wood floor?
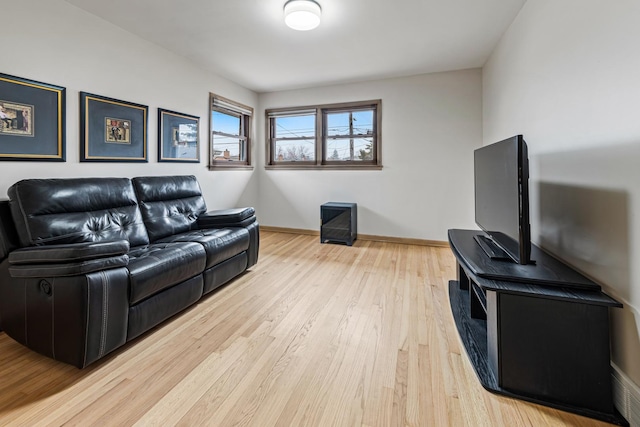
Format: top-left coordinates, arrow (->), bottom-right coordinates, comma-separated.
0,231 -> 611,426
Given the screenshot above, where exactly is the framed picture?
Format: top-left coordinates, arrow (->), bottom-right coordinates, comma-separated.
158,108 -> 200,162
80,92 -> 148,162
0,73 -> 65,161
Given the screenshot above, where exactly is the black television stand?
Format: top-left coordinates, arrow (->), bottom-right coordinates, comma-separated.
473,234 -> 511,260
473,234 -> 537,264
448,229 -> 627,426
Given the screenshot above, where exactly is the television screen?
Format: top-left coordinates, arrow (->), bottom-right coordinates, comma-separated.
474,135 -> 531,264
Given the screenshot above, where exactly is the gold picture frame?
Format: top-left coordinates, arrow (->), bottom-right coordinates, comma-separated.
80,91 -> 148,162
0,73 -> 65,161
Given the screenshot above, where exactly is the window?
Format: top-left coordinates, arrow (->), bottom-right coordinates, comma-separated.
209,93 -> 253,169
266,100 -> 381,169
324,107 -> 375,163
271,111 -> 316,163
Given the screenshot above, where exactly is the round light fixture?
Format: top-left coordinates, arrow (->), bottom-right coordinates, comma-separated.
284,0 -> 322,31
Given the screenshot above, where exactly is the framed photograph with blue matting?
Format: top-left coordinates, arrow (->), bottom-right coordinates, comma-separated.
0,73 -> 65,161
158,108 -> 199,162
80,92 -> 148,162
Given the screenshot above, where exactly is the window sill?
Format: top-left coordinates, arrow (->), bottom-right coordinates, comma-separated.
265,164 -> 383,171
208,164 -> 254,171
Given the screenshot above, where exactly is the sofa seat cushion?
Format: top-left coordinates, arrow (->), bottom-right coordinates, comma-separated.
127,242 -> 206,305
157,228 -> 249,269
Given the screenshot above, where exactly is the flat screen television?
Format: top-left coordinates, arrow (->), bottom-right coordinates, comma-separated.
474,135 -> 532,265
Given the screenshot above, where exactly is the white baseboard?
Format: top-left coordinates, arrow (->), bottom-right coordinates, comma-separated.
612,363 -> 640,426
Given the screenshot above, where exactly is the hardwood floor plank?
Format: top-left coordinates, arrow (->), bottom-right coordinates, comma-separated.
176,322 -> 276,426
134,337 -> 248,426
0,231 -> 616,426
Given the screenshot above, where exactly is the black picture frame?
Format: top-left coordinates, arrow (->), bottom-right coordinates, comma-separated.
0,73 -> 65,161
80,92 -> 148,162
158,108 -> 200,163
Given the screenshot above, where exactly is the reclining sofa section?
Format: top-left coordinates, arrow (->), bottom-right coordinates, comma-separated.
0,175 -> 259,368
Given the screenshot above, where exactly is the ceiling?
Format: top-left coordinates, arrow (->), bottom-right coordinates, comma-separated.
64,0 -> 527,93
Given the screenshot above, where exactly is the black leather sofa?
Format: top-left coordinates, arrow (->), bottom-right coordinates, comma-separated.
0,175 -> 258,368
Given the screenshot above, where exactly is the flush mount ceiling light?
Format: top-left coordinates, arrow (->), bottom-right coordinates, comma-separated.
284,0 -> 322,31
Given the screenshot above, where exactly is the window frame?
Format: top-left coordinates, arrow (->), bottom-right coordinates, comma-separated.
268,109 -> 318,165
265,99 -> 382,170
209,93 -> 253,170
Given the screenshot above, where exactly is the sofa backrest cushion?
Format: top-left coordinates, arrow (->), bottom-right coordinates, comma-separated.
8,178 -> 149,247
132,175 -> 207,242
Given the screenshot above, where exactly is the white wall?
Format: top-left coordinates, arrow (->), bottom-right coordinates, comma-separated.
257,70 -> 482,241
0,0 -> 258,210
3,2 -> 482,243
484,0 -> 640,389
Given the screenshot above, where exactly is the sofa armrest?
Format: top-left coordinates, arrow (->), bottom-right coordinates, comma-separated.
197,207 -> 256,228
8,240 -> 130,264
0,199 -> 19,263
9,255 -> 129,278
0,262 -> 130,368
7,240 -> 130,278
